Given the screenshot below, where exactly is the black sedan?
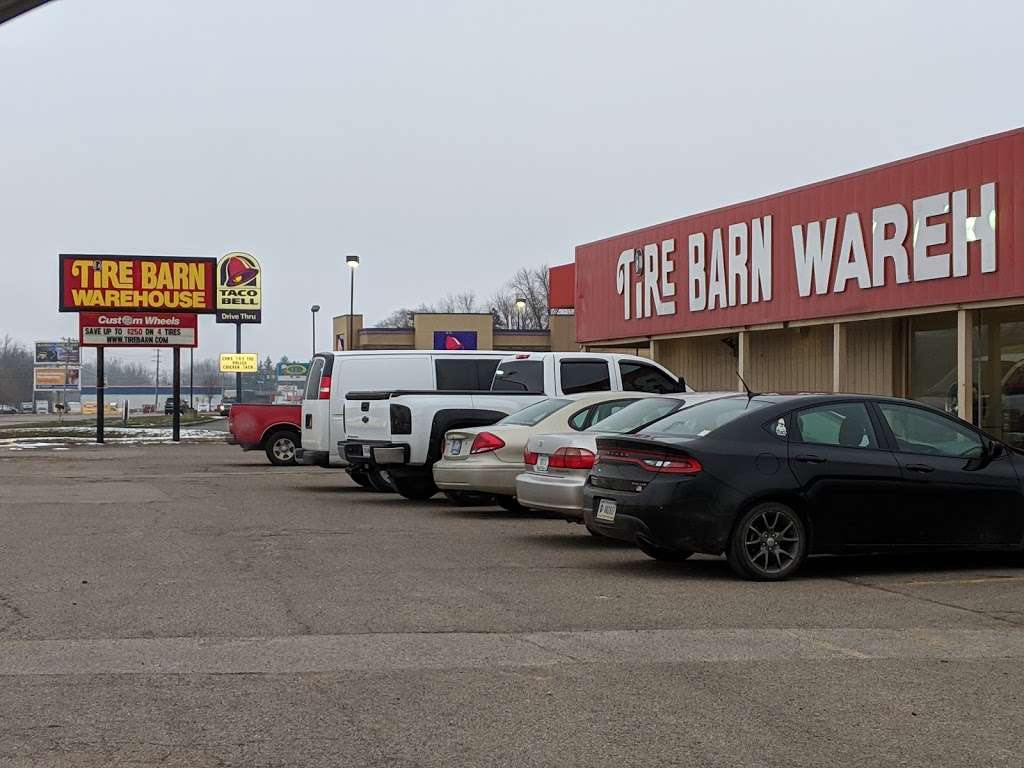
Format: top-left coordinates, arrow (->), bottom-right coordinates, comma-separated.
584,394 -> 1024,580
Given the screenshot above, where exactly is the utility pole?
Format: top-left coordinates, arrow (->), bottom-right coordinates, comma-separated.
153,349 -> 161,409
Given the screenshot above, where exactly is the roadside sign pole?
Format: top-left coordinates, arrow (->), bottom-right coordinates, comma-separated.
189,347 -> 194,408
235,322 -> 242,404
96,347 -> 105,444
172,348 -> 181,442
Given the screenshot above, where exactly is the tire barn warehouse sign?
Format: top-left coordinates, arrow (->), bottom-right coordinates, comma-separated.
79,312 -> 199,347
59,255 -> 216,312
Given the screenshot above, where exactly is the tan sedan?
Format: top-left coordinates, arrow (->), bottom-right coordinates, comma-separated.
433,391 -> 660,509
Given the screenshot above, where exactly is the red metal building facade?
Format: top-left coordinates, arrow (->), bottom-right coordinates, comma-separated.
567,128 -> 1022,344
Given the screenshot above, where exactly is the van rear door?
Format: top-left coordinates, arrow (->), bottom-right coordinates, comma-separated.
300,355 -> 333,454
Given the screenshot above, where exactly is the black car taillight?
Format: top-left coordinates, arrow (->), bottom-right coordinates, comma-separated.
390,404 -> 412,435
596,447 -> 702,474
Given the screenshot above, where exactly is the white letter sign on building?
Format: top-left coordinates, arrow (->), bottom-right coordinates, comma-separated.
572,128 -> 1019,345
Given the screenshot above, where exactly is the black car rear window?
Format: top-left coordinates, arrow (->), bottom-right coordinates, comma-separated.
584,397 -> 682,434
642,397 -> 770,437
492,360 -> 544,392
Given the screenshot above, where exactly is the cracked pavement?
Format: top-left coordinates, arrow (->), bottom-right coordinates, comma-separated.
0,443 -> 1022,766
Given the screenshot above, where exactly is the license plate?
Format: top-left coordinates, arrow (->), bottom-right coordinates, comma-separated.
450,439 -> 463,456
596,499 -> 617,523
362,445 -> 371,458
536,454 -> 549,472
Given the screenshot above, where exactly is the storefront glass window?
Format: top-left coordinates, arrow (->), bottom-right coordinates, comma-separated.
909,313 -> 957,415
974,308 -> 1024,449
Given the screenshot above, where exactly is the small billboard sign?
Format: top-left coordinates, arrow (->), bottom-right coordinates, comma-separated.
275,361 -> 310,382
433,331 -> 478,350
35,341 -> 80,365
34,367 -> 81,390
79,312 -> 198,347
219,353 -> 259,373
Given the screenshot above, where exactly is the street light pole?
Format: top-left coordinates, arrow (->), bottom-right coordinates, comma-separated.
345,255 -> 360,350
311,304 -> 320,356
514,297 -> 527,331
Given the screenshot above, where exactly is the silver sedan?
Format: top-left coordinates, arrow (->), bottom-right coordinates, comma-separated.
515,392 -> 735,523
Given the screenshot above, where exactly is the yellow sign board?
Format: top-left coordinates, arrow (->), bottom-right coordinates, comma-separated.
219,353 -> 259,373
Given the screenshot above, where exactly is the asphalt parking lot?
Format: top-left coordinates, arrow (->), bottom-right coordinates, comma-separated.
1,443 -> 1022,767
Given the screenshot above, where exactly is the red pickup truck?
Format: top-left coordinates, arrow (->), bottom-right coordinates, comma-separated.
226,404 -> 302,466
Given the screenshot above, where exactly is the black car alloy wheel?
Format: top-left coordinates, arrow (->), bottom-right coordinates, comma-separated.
728,502 -> 807,580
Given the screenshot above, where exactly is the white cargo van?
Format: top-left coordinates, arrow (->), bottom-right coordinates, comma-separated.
298,350 -> 514,483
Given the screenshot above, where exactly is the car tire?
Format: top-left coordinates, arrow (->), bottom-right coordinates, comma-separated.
392,475 -> 438,500
637,538 -> 693,562
347,467 -> 373,489
727,501 -> 807,581
264,430 -> 299,466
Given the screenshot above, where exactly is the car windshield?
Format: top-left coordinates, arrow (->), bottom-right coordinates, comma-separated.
584,397 -> 682,434
499,398 -> 571,426
641,397 -> 771,437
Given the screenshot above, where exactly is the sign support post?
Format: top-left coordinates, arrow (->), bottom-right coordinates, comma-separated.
96,347 -> 105,444
172,347 -> 181,442
235,322 -> 242,403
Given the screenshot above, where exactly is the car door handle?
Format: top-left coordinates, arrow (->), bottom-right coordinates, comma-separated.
795,454 -> 827,464
905,463 -> 934,473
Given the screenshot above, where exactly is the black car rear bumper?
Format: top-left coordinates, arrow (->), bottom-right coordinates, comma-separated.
583,477 -> 738,556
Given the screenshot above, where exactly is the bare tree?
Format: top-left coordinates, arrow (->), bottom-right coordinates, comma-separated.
375,266 -> 554,331
192,358 -> 223,408
489,266 -> 550,330
0,335 -> 33,406
376,303 -> 435,328
436,291 -> 480,313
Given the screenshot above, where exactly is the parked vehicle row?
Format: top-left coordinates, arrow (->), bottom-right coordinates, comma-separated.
232,348 -> 1024,580
340,352 -> 685,499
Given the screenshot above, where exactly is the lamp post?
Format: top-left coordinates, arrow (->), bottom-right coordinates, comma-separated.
345,254 -> 360,350
514,297 -> 527,330
310,304 -> 320,356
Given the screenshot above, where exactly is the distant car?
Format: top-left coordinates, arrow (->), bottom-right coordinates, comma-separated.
163,398 -> 191,415
20,402 -> 34,413
0,404 -> 19,415
585,393 -> 1024,581
432,392 -> 663,509
216,402 -> 233,416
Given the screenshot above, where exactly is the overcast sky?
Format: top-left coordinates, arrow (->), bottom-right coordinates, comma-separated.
2,0 -> 1022,366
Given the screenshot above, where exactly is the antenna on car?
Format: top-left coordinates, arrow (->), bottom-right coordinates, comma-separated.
736,370 -> 759,402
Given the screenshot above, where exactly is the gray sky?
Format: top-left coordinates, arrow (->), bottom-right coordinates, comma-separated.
2,0 -> 1022,365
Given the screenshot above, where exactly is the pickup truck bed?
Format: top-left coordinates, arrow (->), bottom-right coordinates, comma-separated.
227,404 -> 302,466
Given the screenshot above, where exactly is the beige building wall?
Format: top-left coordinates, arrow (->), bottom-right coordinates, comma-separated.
493,331 -> 550,351
331,311 -> 575,353
357,329 -> 414,350
413,314 -> 494,351
548,314 -> 579,352
844,318 -> 897,395
332,314 -> 364,351
748,326 -> 833,393
651,319 -> 900,396
655,335 -> 737,391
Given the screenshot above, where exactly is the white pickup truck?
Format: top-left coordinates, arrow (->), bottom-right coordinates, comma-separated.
339,352 -> 686,499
